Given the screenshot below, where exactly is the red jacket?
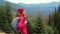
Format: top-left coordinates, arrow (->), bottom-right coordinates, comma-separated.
17,13 -> 27,34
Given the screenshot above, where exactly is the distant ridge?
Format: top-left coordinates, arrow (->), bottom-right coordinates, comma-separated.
0,0 -> 60,15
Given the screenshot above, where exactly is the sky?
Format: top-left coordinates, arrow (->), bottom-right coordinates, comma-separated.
5,0 -> 60,4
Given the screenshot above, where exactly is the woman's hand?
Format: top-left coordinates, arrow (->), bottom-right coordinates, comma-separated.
25,20 -> 27,24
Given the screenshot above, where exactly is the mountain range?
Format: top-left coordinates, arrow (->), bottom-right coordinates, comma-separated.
0,0 -> 60,15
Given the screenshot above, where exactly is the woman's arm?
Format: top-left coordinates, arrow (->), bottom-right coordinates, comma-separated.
17,17 -> 27,30
17,17 -> 24,30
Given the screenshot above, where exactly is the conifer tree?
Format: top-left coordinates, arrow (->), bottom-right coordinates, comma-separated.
0,2 -> 13,33
33,12 -> 44,34
55,5 -> 60,34
26,15 -> 34,34
0,5 -> 5,29
4,2 -> 13,33
48,5 -> 60,34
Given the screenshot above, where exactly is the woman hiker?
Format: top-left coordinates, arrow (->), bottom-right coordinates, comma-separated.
17,8 -> 28,34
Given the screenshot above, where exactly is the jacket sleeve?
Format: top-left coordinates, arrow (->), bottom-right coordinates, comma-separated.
17,17 -> 25,30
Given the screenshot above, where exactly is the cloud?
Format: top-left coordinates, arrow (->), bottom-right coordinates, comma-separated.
5,0 -> 60,4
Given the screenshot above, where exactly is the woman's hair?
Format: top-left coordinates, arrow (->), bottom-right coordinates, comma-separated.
16,11 -> 24,17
